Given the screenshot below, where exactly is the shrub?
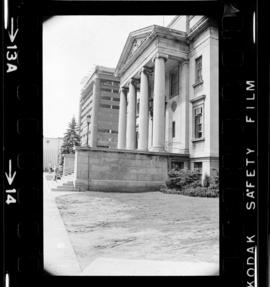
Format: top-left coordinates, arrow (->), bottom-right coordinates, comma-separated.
161,168 -> 219,198
166,169 -> 201,190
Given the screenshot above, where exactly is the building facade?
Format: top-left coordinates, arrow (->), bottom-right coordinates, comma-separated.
79,66 -> 120,148
115,16 -> 219,179
43,137 -> 63,170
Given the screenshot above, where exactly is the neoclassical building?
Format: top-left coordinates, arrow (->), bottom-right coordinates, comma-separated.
115,16 -> 219,178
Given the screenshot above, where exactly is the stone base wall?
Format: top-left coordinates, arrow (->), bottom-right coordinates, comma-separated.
63,154 -> 75,176
74,147 -> 189,192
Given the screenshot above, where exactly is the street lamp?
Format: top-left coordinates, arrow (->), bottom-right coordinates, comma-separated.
86,115 -> 91,147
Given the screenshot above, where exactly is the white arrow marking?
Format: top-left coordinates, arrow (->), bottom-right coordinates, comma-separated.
8,17 -> 18,43
5,160 -> 16,185
4,0 -> 8,29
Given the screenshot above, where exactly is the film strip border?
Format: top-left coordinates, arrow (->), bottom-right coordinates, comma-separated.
257,0 -> 269,286
1,1 -> 260,287
220,1 -> 257,286
2,4 -> 44,287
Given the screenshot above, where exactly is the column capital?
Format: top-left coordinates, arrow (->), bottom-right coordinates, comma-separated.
140,66 -> 153,76
120,86 -> 128,93
152,52 -> 168,63
182,59 -> 189,65
128,78 -> 139,87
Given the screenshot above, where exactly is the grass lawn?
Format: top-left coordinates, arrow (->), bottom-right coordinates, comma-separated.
55,191 -> 219,270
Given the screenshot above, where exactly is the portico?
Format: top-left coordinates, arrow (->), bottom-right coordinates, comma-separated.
116,25 -> 189,153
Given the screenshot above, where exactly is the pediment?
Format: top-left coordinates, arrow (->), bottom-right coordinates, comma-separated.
115,25 -> 188,78
129,35 -> 149,57
115,26 -> 155,76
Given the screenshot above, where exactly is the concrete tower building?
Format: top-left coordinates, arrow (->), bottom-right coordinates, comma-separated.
79,66 -> 120,148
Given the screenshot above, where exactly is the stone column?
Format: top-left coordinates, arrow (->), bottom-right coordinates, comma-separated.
148,114 -> 153,150
152,54 -> 167,152
117,87 -> 128,149
165,101 -> 170,152
138,67 -> 150,150
90,78 -> 100,147
182,60 -> 190,153
126,79 -> 137,150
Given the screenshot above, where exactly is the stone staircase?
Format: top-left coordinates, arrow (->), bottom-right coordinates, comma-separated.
51,173 -> 80,192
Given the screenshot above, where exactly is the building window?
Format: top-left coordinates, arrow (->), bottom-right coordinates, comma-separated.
100,104 -> 110,109
172,121 -> 176,138
101,80 -> 112,87
101,88 -> 112,93
98,128 -> 110,133
195,56 -> 202,84
194,105 -> 203,139
112,105 -> 119,110
171,160 -> 184,170
101,96 -> 111,101
169,68 -> 179,98
98,129 -> 118,134
193,162 -> 202,173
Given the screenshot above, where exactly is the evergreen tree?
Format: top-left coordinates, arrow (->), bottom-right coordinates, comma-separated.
60,117 -> 80,164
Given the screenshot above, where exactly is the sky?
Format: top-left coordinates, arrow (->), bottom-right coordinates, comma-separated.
43,16 -> 176,138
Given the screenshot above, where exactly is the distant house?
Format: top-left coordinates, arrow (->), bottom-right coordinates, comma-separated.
43,137 -> 63,170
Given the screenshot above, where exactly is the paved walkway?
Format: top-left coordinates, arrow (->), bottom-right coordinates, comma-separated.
44,174 -> 81,275
80,258 -> 218,276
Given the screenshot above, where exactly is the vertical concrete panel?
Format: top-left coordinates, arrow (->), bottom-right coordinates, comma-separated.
209,33 -> 219,157
63,154 -> 75,176
74,151 -> 78,180
202,160 -> 211,182
90,78 -> 101,147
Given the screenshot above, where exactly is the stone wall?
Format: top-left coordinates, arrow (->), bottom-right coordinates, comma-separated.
63,154 -> 75,176
74,147 -> 189,192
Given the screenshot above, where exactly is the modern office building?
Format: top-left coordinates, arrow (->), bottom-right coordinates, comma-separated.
79,66 -> 120,148
115,15 -> 219,179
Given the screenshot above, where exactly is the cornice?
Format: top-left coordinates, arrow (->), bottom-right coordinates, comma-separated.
167,16 -> 184,28
190,94 -> 206,103
115,25 -> 155,77
187,16 -> 216,42
115,25 -> 187,78
82,65 -> 117,93
115,18 -> 215,79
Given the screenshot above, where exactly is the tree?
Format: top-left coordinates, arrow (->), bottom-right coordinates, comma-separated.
60,117 -> 81,164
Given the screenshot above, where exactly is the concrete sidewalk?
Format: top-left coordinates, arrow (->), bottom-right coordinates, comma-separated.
44,173 -> 219,276
44,174 -> 81,275
80,257 -> 219,276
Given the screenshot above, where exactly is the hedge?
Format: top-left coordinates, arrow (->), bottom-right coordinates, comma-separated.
161,168 -> 219,198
